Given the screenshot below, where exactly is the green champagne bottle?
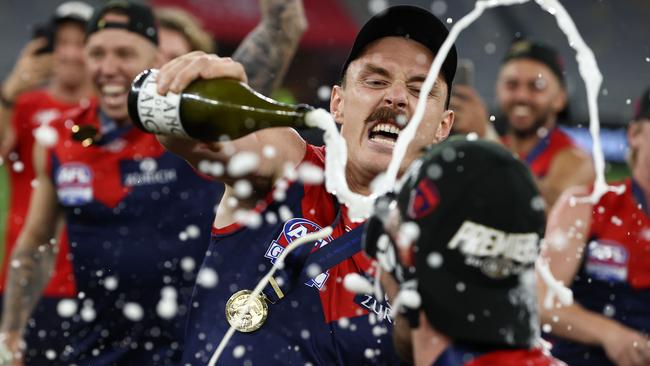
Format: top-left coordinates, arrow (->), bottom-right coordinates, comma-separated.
127,69 -> 314,141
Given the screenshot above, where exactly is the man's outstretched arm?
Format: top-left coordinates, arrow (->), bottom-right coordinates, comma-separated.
233,0 -> 307,95
0,144 -> 62,364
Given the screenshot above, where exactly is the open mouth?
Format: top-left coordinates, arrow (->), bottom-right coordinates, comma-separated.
368,122 -> 401,146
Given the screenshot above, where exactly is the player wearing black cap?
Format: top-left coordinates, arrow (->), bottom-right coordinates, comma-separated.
0,2 -> 95,364
450,39 -> 594,209
0,0 -> 306,364
539,87 -> 650,365
364,138 -> 565,366
154,5 -> 457,365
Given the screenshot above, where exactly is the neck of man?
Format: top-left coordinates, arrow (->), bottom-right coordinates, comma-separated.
345,164 -> 376,196
48,77 -> 93,104
412,312 -> 451,366
506,116 -> 556,158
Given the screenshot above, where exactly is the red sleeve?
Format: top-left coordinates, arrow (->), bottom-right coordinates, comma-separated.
10,93 -> 34,143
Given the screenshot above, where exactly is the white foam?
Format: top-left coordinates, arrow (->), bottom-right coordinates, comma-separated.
227,151 -> 260,177
123,302 -> 144,321
343,273 -> 374,294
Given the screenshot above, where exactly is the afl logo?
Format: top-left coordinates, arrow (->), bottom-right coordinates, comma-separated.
265,218 -> 334,290
55,163 -> 93,205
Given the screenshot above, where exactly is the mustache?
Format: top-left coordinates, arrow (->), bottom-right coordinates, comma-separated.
365,106 -> 407,123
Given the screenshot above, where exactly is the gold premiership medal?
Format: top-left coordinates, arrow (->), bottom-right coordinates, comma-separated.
225,290 -> 268,332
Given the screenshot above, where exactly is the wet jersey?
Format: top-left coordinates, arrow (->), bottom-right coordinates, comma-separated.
0,89 -> 88,364
503,128 -> 576,178
182,144 -> 399,365
551,178 -> 650,365
434,344 -> 565,366
46,103 -> 222,365
1,89 -> 80,297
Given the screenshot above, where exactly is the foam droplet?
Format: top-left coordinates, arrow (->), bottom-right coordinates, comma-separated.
123,302 -> 144,321
197,267 -> 219,288
343,273 -> 374,294
227,152 -> 260,177
56,299 -> 77,318
34,125 -> 59,147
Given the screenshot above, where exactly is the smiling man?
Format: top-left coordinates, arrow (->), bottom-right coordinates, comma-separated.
153,5 -> 456,365
0,0 -> 306,364
450,40 -> 594,208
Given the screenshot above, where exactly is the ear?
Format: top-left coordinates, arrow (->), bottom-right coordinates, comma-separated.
434,110 -> 455,143
330,85 -> 344,124
627,122 -> 642,146
552,88 -> 568,113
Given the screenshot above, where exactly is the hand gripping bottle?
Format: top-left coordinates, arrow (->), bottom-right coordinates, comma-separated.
128,69 -> 314,141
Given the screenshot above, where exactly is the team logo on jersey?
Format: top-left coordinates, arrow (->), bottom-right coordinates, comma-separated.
407,176 -> 439,219
585,240 -> 629,282
33,109 -> 60,126
56,163 -> 93,205
265,218 -> 334,289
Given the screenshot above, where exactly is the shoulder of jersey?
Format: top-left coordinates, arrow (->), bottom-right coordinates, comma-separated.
52,99 -> 98,130
14,88 -> 51,107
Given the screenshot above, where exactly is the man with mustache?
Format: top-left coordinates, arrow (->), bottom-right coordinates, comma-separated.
153,5 -> 456,364
451,40 -> 594,208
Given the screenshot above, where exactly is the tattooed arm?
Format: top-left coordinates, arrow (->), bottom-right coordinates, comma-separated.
232,0 -> 307,95
0,143 -> 61,363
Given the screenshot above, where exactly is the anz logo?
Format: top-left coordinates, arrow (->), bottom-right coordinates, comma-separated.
265,218 -> 334,290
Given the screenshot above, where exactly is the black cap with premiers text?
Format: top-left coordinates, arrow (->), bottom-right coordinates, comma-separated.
341,6 -> 457,87
365,138 -> 546,348
86,0 -> 158,45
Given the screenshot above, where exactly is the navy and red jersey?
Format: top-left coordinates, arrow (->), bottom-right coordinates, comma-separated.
182,144 -> 399,365
434,344 -> 565,366
551,178 -> 650,365
44,102 -> 222,365
503,127 -> 576,178
1,89 -> 80,297
0,89 -> 88,364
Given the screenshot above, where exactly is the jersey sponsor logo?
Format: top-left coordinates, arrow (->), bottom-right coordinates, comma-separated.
265,218 -> 334,289
123,158 -> 177,187
56,163 -> 93,205
407,176 -> 439,219
356,294 -> 393,324
585,240 -> 628,282
448,221 -> 539,278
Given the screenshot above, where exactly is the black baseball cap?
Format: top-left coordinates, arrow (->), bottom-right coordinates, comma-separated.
365,138 -> 545,348
341,6 -> 457,90
503,39 -> 565,85
86,0 -> 158,45
633,87 -> 650,121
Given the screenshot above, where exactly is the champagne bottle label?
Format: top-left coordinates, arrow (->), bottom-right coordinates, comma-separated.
135,70 -> 189,138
